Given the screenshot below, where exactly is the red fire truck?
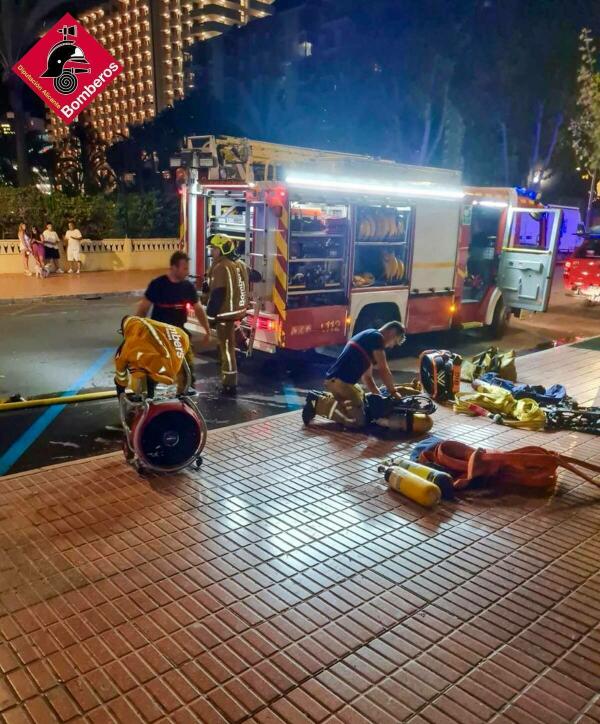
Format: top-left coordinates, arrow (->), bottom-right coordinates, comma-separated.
180,136 -> 562,354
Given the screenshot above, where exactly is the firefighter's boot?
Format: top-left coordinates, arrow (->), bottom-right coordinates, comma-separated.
314,391 -> 365,429
302,392 -> 319,426
216,321 -> 237,392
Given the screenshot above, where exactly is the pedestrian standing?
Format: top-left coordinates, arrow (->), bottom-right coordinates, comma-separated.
17,223 -> 33,276
42,222 -> 62,274
30,225 -> 47,277
64,221 -> 83,274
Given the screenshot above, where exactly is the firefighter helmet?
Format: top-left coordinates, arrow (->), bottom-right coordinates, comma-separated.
41,41 -> 89,79
209,234 -> 236,256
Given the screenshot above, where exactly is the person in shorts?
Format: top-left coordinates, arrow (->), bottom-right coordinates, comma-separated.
30,225 -> 46,276
42,222 -> 62,274
64,221 -> 83,274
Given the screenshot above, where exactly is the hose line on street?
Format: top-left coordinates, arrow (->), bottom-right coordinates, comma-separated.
0,390 -> 116,412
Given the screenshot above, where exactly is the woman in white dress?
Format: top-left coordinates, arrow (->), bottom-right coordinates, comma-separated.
18,223 -> 33,276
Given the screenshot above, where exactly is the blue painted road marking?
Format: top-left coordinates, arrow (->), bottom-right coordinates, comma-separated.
282,382 -> 302,409
0,348 -> 114,476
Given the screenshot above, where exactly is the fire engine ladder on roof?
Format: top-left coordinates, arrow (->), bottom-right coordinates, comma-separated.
185,135 -> 403,183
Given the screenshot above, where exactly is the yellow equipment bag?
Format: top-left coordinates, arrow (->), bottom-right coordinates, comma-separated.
461,346 -> 517,383
115,316 -> 189,389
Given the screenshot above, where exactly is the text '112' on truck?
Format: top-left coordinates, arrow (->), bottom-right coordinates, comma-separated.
177,135 -> 564,355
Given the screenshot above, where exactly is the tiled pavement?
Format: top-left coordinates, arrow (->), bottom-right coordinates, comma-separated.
1,342 -> 600,723
0,271 -> 156,303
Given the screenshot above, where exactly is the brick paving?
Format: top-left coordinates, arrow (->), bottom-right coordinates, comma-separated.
1,341 -> 600,723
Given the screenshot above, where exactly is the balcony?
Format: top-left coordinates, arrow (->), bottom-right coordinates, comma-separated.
191,19 -> 237,37
248,0 -> 275,15
191,4 -> 241,23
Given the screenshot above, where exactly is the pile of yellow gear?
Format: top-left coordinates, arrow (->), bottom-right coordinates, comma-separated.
454,380 -> 546,430
114,316 -> 189,389
382,253 -> 405,282
358,211 -> 405,240
461,346 -> 517,382
394,379 -> 423,396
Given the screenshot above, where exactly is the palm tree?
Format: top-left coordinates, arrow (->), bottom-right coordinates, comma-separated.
0,0 -> 65,186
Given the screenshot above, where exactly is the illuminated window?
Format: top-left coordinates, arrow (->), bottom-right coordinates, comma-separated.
299,40 -> 312,57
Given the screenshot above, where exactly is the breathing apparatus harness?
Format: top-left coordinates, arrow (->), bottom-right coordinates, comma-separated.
544,404 -> 600,435
419,350 -> 462,402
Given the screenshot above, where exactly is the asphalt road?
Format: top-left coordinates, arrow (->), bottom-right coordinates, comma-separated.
0,273 -> 598,476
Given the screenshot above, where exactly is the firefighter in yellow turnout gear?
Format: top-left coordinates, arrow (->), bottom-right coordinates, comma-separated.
303,322 -> 407,427
204,235 -> 250,394
114,316 -> 191,396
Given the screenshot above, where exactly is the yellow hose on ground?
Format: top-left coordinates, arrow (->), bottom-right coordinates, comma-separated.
454,381 -> 546,430
0,390 -> 116,412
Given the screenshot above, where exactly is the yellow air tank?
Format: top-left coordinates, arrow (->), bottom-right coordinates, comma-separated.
379,465 -> 441,507
388,455 -> 454,497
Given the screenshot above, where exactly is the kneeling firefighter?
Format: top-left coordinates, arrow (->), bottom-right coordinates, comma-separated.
203,235 -> 250,395
303,321 -> 409,427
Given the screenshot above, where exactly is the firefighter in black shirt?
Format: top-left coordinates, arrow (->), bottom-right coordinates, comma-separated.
136,251 -> 209,385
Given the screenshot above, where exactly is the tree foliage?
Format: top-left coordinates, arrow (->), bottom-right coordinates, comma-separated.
54,115 -> 116,196
570,28 -> 600,172
0,186 -> 178,239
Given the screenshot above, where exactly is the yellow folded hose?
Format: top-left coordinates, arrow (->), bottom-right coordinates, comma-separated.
0,390 -> 116,412
454,381 -> 545,430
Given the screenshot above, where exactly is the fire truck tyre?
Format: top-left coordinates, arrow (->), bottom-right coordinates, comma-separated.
488,299 -> 509,339
353,304 -> 401,336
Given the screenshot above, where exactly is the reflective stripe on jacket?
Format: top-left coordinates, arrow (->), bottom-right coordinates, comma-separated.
207,256 -> 249,321
114,316 -> 189,387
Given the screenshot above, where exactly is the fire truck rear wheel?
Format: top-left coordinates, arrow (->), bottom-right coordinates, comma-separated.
488,299 -> 509,339
353,303 -> 402,336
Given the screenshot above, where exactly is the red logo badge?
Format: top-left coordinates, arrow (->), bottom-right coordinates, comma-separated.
12,13 -> 122,125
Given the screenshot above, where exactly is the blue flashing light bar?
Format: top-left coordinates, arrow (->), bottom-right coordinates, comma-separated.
515,186 -> 539,201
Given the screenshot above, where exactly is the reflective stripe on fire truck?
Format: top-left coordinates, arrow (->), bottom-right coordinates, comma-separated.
272,204 -> 288,328
413,261 -> 455,269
